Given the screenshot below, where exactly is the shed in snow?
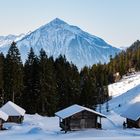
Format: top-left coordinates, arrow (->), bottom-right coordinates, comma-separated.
121,102 -> 140,128
0,110 -> 8,130
1,101 -> 26,123
113,72 -> 121,82
55,104 -> 106,132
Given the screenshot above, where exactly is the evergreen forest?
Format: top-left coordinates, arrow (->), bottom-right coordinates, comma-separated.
0,40 -> 140,116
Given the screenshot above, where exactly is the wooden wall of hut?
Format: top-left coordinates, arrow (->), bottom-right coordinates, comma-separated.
127,118 -> 140,128
0,119 -> 3,130
60,110 -> 101,131
7,116 -> 24,123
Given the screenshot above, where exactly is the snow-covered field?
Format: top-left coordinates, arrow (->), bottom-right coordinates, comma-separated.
1,73 -> 140,140
0,114 -> 140,140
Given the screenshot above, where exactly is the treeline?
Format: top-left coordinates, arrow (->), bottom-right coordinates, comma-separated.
0,42 -> 109,116
1,40 -> 139,116
108,40 -> 140,78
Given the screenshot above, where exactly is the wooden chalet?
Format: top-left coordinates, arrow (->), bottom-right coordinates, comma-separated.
1,101 -> 25,123
0,110 -> 8,130
55,104 -> 106,132
121,102 -> 140,128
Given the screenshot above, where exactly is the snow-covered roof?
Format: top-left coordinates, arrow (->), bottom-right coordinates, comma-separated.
55,104 -> 106,119
121,102 -> 140,121
1,101 -> 25,116
0,110 -> 8,121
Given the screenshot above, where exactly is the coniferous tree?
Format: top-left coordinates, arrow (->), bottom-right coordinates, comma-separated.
55,55 -> 69,109
4,42 -> 23,104
67,63 -> 80,105
0,53 -> 5,106
55,55 -> 80,109
38,49 -> 57,116
136,47 -> 140,70
22,47 -> 40,113
80,66 -> 97,108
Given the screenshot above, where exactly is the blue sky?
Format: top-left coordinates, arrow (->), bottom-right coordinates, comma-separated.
0,0 -> 140,47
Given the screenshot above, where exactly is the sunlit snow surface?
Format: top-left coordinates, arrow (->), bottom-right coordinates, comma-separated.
0,113 -> 140,140
104,72 -> 140,114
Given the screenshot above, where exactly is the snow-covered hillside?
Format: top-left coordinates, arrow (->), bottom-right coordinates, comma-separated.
0,18 -> 120,69
108,73 -> 140,98
102,72 -> 140,114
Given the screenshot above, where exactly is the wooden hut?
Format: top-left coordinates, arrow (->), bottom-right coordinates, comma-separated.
0,110 -> 8,130
113,72 -> 121,82
1,101 -> 25,123
55,104 -> 106,132
121,102 -> 140,128
127,68 -> 136,75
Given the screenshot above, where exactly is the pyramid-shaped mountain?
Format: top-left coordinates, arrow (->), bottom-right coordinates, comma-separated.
0,18 -> 120,69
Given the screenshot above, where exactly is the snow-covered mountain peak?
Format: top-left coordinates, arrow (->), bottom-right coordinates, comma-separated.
38,18 -> 68,32
48,18 -> 67,26
0,18 -> 120,69
38,18 -> 80,35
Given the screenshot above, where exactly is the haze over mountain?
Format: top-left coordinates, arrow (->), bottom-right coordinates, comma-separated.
0,18 -> 120,69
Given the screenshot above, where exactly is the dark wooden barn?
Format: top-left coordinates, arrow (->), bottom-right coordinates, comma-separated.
126,118 -> 140,128
0,110 -> 8,130
55,104 -> 106,132
121,102 -> 140,128
1,101 -> 25,124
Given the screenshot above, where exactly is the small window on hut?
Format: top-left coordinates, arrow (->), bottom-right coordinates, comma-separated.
97,117 -> 100,123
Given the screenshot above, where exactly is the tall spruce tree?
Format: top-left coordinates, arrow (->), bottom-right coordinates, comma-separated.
38,49 -> 57,116
22,47 -> 40,113
80,66 -> 97,108
55,55 -> 80,109
4,42 -> 23,104
55,55 -> 69,109
0,53 -> 5,106
67,63 -> 80,105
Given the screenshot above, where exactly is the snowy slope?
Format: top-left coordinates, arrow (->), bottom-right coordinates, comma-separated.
0,18 -> 120,69
102,72 -> 140,115
108,73 -> 140,98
